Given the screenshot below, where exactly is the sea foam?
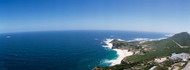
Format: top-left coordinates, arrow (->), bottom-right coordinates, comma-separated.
103,39 -> 133,66
127,37 -> 167,44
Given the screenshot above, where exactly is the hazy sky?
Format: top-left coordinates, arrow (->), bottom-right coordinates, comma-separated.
0,0 -> 190,33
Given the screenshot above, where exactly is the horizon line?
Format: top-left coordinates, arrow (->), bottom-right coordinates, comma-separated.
0,29 -> 179,34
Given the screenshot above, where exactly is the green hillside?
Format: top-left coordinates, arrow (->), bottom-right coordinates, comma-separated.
98,32 -> 190,70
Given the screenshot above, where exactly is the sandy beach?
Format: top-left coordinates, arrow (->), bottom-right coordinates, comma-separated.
103,39 -> 133,66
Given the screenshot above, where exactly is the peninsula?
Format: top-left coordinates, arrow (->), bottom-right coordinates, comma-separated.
93,32 -> 190,70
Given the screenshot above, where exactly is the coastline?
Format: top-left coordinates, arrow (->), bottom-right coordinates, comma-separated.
94,33 -> 190,70
103,39 -> 133,66
102,37 -> 170,66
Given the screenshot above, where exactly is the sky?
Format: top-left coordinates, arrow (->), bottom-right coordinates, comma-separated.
0,0 -> 190,33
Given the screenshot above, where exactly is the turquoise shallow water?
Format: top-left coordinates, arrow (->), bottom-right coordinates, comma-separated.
0,30 -> 168,70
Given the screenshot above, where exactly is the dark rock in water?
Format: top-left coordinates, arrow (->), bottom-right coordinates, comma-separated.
92,66 -> 103,70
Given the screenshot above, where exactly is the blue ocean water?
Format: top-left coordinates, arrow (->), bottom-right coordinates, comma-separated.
0,30 -> 168,70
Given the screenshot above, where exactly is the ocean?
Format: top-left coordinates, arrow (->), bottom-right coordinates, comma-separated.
0,30 -> 169,70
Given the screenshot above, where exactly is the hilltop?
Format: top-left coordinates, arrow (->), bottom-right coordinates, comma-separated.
93,32 -> 190,70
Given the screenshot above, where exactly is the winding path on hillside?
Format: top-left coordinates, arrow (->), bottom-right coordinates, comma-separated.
172,40 -> 188,48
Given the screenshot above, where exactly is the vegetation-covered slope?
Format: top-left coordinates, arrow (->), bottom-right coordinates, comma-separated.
96,32 -> 190,70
